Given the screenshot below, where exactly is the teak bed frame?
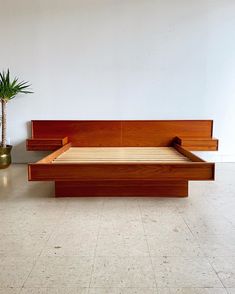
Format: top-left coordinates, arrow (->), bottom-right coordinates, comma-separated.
27,120 -> 218,197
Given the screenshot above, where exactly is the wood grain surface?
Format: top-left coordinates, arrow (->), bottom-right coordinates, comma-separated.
30,120 -> 214,147
28,161 -> 214,181
52,147 -> 191,164
55,180 -> 189,197
174,136 -> 218,151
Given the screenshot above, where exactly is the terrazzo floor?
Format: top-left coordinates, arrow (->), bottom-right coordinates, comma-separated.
0,163 -> 235,294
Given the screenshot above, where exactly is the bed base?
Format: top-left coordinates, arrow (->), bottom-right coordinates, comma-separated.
55,180 -> 188,197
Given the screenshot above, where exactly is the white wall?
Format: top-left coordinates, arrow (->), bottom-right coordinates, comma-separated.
0,0 -> 235,163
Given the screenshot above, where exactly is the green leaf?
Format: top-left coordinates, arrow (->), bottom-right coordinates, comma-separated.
0,69 -> 33,100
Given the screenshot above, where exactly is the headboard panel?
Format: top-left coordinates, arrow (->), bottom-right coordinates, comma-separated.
30,120 -> 213,147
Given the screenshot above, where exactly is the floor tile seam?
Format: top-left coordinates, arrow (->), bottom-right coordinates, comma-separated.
180,213 -> 203,241
139,201 -> 204,257
192,232 -> 235,258
17,284 -> 160,289
88,199 -> 105,288
20,255 -> 40,291
10,253 -> 233,258
0,284 -> 231,292
137,198 -> 158,289
36,199 -> 70,257
182,228 -> 209,258
181,212 -> 235,248
205,255 -> 227,289
156,286 -> 226,288
20,201 -> 70,289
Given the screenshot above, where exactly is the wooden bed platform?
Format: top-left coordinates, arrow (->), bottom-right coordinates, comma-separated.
27,120 -> 218,197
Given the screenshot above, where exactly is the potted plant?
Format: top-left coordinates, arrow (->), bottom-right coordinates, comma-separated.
0,69 -> 32,169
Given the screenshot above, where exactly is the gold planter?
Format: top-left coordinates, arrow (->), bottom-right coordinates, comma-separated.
0,145 -> 12,169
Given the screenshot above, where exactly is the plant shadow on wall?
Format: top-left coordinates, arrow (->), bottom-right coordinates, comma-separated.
0,69 -> 33,169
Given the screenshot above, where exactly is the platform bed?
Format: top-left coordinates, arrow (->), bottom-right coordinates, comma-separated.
27,120 -> 218,197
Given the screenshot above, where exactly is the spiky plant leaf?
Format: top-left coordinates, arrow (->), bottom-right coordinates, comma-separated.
0,69 -> 33,101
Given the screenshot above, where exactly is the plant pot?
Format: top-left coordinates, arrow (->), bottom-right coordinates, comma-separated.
0,145 -> 12,169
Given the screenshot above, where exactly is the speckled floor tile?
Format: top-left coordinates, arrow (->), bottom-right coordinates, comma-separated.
24,257 -> 93,287
146,231 -> 203,257
41,231 -> 97,257
0,289 -> 21,294
157,288 -> 226,293
0,257 -> 35,287
209,257 -> 235,288
91,256 -> 156,287
96,233 -> 149,257
88,288 -> 158,294
20,288 -> 88,294
151,257 -> 222,288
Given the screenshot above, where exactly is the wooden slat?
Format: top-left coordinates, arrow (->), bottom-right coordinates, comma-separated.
52,147 -> 191,164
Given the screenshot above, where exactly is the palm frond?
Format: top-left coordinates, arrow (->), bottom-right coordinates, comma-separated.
0,69 -> 33,101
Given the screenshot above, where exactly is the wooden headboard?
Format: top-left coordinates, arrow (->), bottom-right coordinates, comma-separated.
27,120 -> 217,150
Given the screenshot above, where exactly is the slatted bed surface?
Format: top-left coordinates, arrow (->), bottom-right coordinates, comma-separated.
52,147 -> 191,164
